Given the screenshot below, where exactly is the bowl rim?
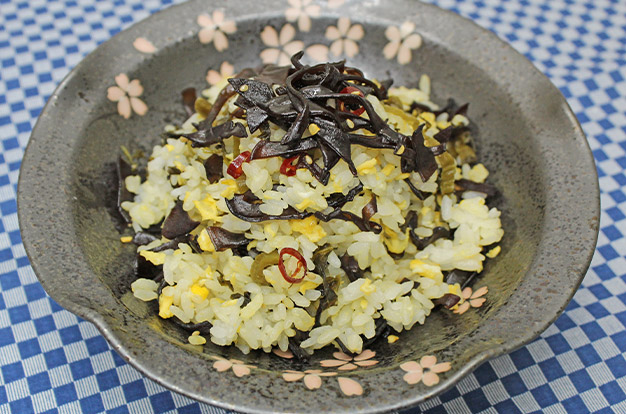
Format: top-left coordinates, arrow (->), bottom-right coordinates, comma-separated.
18,0 -> 600,412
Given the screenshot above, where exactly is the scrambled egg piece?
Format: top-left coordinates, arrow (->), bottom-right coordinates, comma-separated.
410,259 -> 443,280
383,228 -> 411,254
190,284 -> 209,301
140,250 -> 166,265
360,279 -> 376,294
295,198 -> 314,211
194,195 -> 222,222
220,179 -> 238,198
486,245 -> 501,258
357,158 -> 378,175
158,295 -> 174,318
299,280 -> 319,295
465,163 -> 489,183
381,164 -> 395,176
448,283 -> 463,298
290,216 -> 327,243
222,299 -> 238,307
197,229 -> 215,252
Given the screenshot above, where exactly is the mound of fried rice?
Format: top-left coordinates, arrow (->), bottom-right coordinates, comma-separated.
125,61 -> 503,356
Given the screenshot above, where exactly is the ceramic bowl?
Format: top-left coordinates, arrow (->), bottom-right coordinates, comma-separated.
18,0 -> 599,412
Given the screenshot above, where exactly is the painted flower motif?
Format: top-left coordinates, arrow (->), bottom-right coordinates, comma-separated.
305,44 -> 330,63
383,21 -> 423,65
283,369 -> 336,389
133,37 -> 156,54
337,377 -> 363,396
260,24 -> 304,66
400,355 -> 451,386
325,17 -> 364,58
285,0 -> 321,32
206,61 -> 235,85
454,286 -> 488,315
212,357 -> 255,377
320,349 -> 379,371
197,11 -> 237,52
272,348 -> 294,359
327,0 -> 345,8
106,74 -> 148,119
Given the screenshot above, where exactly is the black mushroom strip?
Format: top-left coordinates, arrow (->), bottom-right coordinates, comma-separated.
432,270 -> 479,309
184,120 -> 247,148
296,153 -> 330,185
171,320 -> 213,335
181,87 -> 197,117
433,125 -> 454,144
445,269 -> 477,289
203,154 -> 224,183
404,179 -> 429,200
132,231 -> 189,280
249,137 -> 319,160
401,124 -> 438,182
134,254 -> 162,280
430,270 -> 480,310
455,179 -> 498,197
226,191 -> 312,222
326,182 -> 364,209
288,330 -> 310,362
181,68 -> 258,147
340,253 -> 363,282
162,201 -> 200,240
152,235 -> 194,252
132,231 -> 160,246
410,226 -> 450,250
315,194 -> 381,234
433,294 -> 461,309
312,247 -> 339,328
362,318 -> 390,349
204,226 -> 249,251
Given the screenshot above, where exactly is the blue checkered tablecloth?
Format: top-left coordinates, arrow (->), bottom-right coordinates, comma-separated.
1,0 -> 625,412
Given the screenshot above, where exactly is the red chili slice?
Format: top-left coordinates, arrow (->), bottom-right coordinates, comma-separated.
226,151 -> 251,178
278,247 -> 307,283
339,86 -> 365,116
280,156 -> 300,177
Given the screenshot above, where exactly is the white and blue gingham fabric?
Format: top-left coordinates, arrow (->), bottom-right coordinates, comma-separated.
1,0 -> 625,413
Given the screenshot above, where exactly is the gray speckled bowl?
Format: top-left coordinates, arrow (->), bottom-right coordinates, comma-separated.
18,0 -> 599,413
